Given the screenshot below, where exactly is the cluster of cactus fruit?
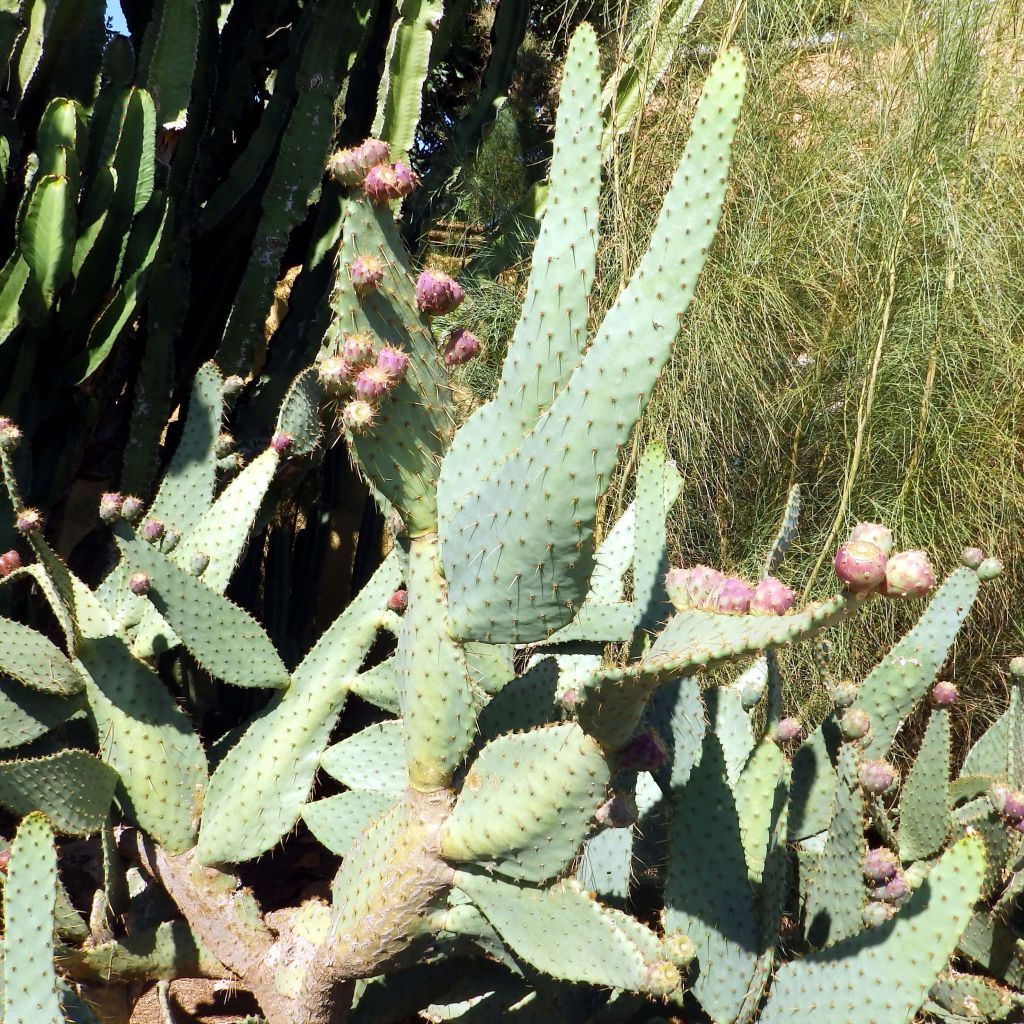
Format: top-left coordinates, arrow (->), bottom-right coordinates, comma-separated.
0,16 -> 1022,1024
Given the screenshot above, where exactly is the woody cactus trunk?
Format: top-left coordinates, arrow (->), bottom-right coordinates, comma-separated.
0,16 -> 1021,1024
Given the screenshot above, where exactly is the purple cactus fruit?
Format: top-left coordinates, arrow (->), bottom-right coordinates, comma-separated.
863,847 -> 899,883
995,787 -> 1024,824
0,550 -> 21,577
874,872 -> 909,902
270,432 -> 294,455
355,366 -> 393,400
859,759 -> 899,794
839,707 -> 871,741
834,541 -> 887,592
849,521 -> 894,555
882,550 -> 936,599
188,551 -> 211,577
350,255 -> 385,295
318,355 -> 355,394
386,589 -> 408,613
1010,656 -> 1024,678
665,564 -> 724,611
342,400 -> 376,433
376,346 -> 410,379
129,572 -> 151,596
644,961 -> 682,998
618,730 -> 669,772
832,680 -> 859,708
416,269 -> 465,316
977,557 -> 1003,581
14,508 -> 41,534
98,492 -> 124,523
140,518 -> 165,543
961,547 -> 985,569
560,688 -> 578,710
443,328 -> 482,366
341,333 -> 377,368
863,901 -> 894,927
1013,819 -> 1024,836
329,138 -> 391,185
750,576 -> 796,615
931,681 -> 958,706
362,161 -> 419,203
595,792 -> 639,828
0,417 -> 21,450
121,496 -> 145,523
775,717 -> 802,743
714,577 -> 753,614
223,374 -> 246,397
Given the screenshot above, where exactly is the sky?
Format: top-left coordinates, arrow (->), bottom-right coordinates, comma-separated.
105,0 -> 128,35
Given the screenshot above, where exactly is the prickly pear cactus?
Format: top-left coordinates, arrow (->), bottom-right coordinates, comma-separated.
0,18 -> 1019,1024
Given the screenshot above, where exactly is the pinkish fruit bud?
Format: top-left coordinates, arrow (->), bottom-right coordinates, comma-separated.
341,333 -> 376,367
832,680 -> 858,708
342,400 -> 376,433
386,589 -> 408,612
15,508 -> 41,534
329,138 -> 391,185
270,432 -> 294,455
775,717 -> 802,742
961,547 -> 984,569
99,492 -> 124,523
416,269 -> 464,316
839,707 -> 871,741
443,328 -> 481,366
874,873 -> 909,902
645,961 -> 682,998
376,346 -> 410,378
750,576 -> 795,615
859,759 -> 899,794
223,374 -> 246,397
188,551 -> 211,577
714,577 -> 753,614
931,681 -> 958,706
141,518 -> 165,543
1010,656 -> 1024,678
977,557 -> 1003,581
350,255 -> 385,295
665,565 -> 723,611
849,522 -> 894,555
0,848 -> 9,873
834,541 -> 887,592
618,730 -> 668,772
882,550 -> 936,599
994,786 -> 1024,823
0,417 -> 21,450
0,550 -> 22,576
215,433 -> 235,458
121,496 -> 145,523
662,933 -> 696,967
363,161 -> 419,202
163,529 -> 181,553
129,572 -> 151,596
560,688 -> 578,710
863,901 -> 894,927
595,793 -> 638,828
355,366 -> 393,400
318,355 -> 355,394
863,847 -> 899,883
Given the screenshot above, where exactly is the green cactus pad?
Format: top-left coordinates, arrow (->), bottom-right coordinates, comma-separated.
856,569 -> 977,759
321,721 -> 408,794
441,722 -> 610,884
456,872 -> 651,992
137,0 -> 200,128
0,677 -> 78,748
957,911 -> 1024,990
349,658 -> 400,714
646,676 -> 706,791
303,791 -> 397,857
397,534 -> 475,790
334,197 -> 452,534
899,709 -> 951,862
475,656 -> 565,743
3,812 -> 61,1024
734,738 -> 786,885
788,712 -> 843,840
274,366 -> 324,457
23,173 -> 75,309
802,744 -> 865,949
438,24 -> 601,519
764,484 -> 801,576
146,361 -> 222,537
199,551 -> 400,865
664,732 -> 758,1023
116,529 -> 288,688
633,444 -> 682,634
961,696 -> 1014,781
0,750 -> 118,835
760,834 -> 985,1024
441,49 -> 746,643
0,617 -> 83,695
706,684 -> 755,787
927,972 -> 1022,1021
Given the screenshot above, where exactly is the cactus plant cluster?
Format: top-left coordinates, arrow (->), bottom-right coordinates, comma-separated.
0,14 -> 1019,1024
